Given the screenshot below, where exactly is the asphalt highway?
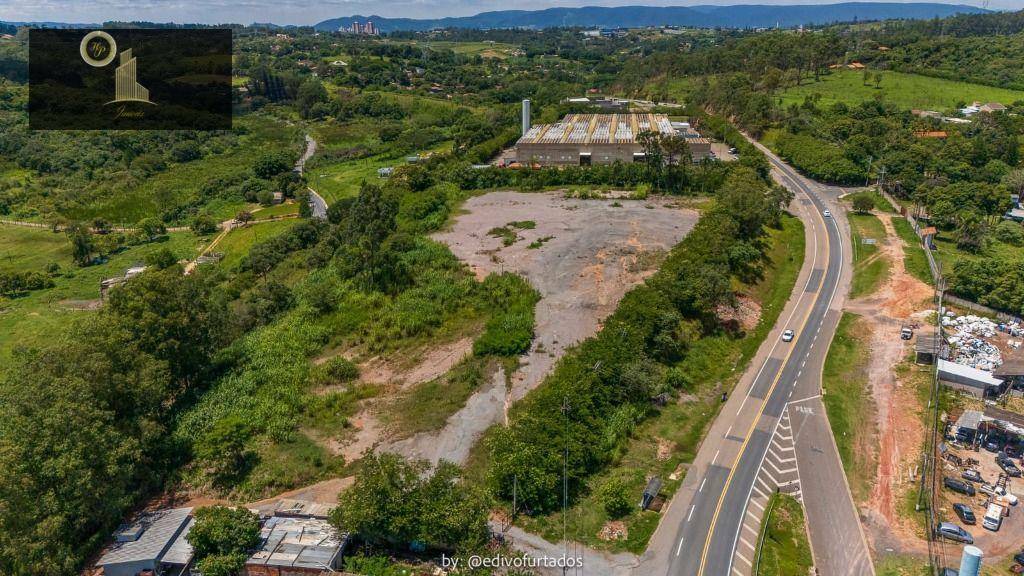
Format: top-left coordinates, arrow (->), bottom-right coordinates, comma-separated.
641,143 -> 873,576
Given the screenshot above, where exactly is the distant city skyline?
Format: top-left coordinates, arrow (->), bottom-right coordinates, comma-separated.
1,0 -> 1011,27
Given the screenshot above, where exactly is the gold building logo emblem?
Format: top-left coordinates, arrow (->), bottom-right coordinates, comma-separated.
79,31 -> 155,106
112,49 -> 153,104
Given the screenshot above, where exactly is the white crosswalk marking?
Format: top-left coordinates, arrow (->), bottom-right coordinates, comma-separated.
729,405 -> 804,576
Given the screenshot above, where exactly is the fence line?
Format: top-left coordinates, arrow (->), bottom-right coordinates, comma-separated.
878,188 -> 1022,323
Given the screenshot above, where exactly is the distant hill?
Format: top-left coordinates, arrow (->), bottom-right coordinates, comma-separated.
314,3 -> 989,33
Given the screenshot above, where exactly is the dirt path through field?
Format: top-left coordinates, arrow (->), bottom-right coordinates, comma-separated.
845,211 -> 933,556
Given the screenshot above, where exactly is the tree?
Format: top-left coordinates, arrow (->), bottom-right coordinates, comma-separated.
955,213 -> 986,253
336,182 -> 404,292
137,218 -> 166,242
105,267 -> 229,383
145,247 -> 179,270
187,506 -> 260,572
852,194 -> 875,213
194,416 -> 254,485
192,213 -> 220,235
296,77 -> 329,119
1002,168 -> 1024,196
195,554 -> 247,576
331,453 -> 490,551
66,223 -> 95,266
252,152 -> 291,180
235,211 -> 253,225
297,189 -> 312,218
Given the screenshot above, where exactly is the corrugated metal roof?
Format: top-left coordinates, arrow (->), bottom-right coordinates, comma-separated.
938,359 -> 1004,386
159,517 -> 194,565
97,507 -> 192,566
245,516 -> 347,569
517,113 -> 677,146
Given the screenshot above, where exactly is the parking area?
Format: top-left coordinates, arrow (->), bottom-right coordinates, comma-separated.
937,421 -> 1024,560
710,141 -> 737,161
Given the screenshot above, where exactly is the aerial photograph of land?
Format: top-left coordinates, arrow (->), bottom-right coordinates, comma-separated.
2,1 -> 1024,575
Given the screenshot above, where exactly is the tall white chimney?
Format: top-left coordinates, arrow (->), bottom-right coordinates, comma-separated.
521,99 -> 531,135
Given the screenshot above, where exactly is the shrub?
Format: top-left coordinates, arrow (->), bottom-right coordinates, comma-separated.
994,221 -> 1024,246
598,477 -> 634,519
319,357 -> 360,385
851,194 -> 875,213
473,273 -> 540,357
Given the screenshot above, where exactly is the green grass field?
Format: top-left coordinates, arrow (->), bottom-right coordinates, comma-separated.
252,201 -> 299,220
779,68 -> 1024,111
755,493 -> 814,576
0,225 -> 206,363
515,215 -> 806,554
821,312 -> 875,502
309,140 -> 452,204
392,40 -> 518,58
214,219 -> 298,270
875,554 -> 932,576
849,212 -> 890,298
891,218 -> 934,287
931,231 -> 1024,277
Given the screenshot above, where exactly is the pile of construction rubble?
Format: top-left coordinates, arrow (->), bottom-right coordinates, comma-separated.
944,313 -> 1004,371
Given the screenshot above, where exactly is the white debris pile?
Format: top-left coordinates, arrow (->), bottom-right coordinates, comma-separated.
943,313 -> 1003,371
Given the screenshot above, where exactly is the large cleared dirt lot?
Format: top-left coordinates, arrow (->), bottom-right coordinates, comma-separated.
384,191 -> 700,464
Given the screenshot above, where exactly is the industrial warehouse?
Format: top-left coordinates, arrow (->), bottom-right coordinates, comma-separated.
514,108 -> 712,166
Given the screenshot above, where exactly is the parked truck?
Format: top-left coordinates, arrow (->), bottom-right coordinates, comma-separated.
983,502 -> 1005,531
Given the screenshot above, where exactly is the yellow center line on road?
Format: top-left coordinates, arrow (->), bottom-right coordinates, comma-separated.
695,169 -> 832,576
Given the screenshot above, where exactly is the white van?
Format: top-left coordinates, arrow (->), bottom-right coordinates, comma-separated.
983,502 -> 1004,531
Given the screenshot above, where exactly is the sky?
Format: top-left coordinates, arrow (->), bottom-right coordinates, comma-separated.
0,0 -> 1017,26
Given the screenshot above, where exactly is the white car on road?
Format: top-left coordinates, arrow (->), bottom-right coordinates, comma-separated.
782,329 -> 795,342
823,209 -> 832,218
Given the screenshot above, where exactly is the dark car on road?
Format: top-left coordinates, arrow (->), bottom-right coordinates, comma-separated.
954,503 -> 977,525
944,477 -> 976,496
936,522 -> 974,544
962,469 -> 983,483
1015,551 -> 1024,566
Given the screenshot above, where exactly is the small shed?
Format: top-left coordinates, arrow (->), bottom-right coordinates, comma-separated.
993,356 -> 1024,389
954,409 -> 983,442
916,332 -> 941,365
96,507 -> 193,576
245,515 -> 349,574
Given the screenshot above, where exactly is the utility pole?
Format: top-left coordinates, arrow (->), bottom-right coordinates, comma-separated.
562,394 -> 570,575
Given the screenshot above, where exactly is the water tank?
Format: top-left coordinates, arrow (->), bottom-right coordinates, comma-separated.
959,545 -> 983,576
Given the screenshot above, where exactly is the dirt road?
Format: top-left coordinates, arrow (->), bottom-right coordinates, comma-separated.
846,211 -> 934,557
